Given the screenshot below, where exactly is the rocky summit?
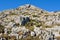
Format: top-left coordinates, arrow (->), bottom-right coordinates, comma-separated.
0,4 -> 60,40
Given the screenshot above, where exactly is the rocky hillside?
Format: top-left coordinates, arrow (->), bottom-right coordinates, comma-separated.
0,4 -> 60,40
0,4 -> 60,28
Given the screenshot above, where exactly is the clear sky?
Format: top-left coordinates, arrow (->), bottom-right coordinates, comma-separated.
0,0 -> 60,12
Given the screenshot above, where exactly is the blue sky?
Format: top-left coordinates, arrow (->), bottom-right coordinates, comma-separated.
0,0 -> 60,12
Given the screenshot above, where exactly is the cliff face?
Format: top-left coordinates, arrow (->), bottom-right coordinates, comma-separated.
0,4 -> 60,40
